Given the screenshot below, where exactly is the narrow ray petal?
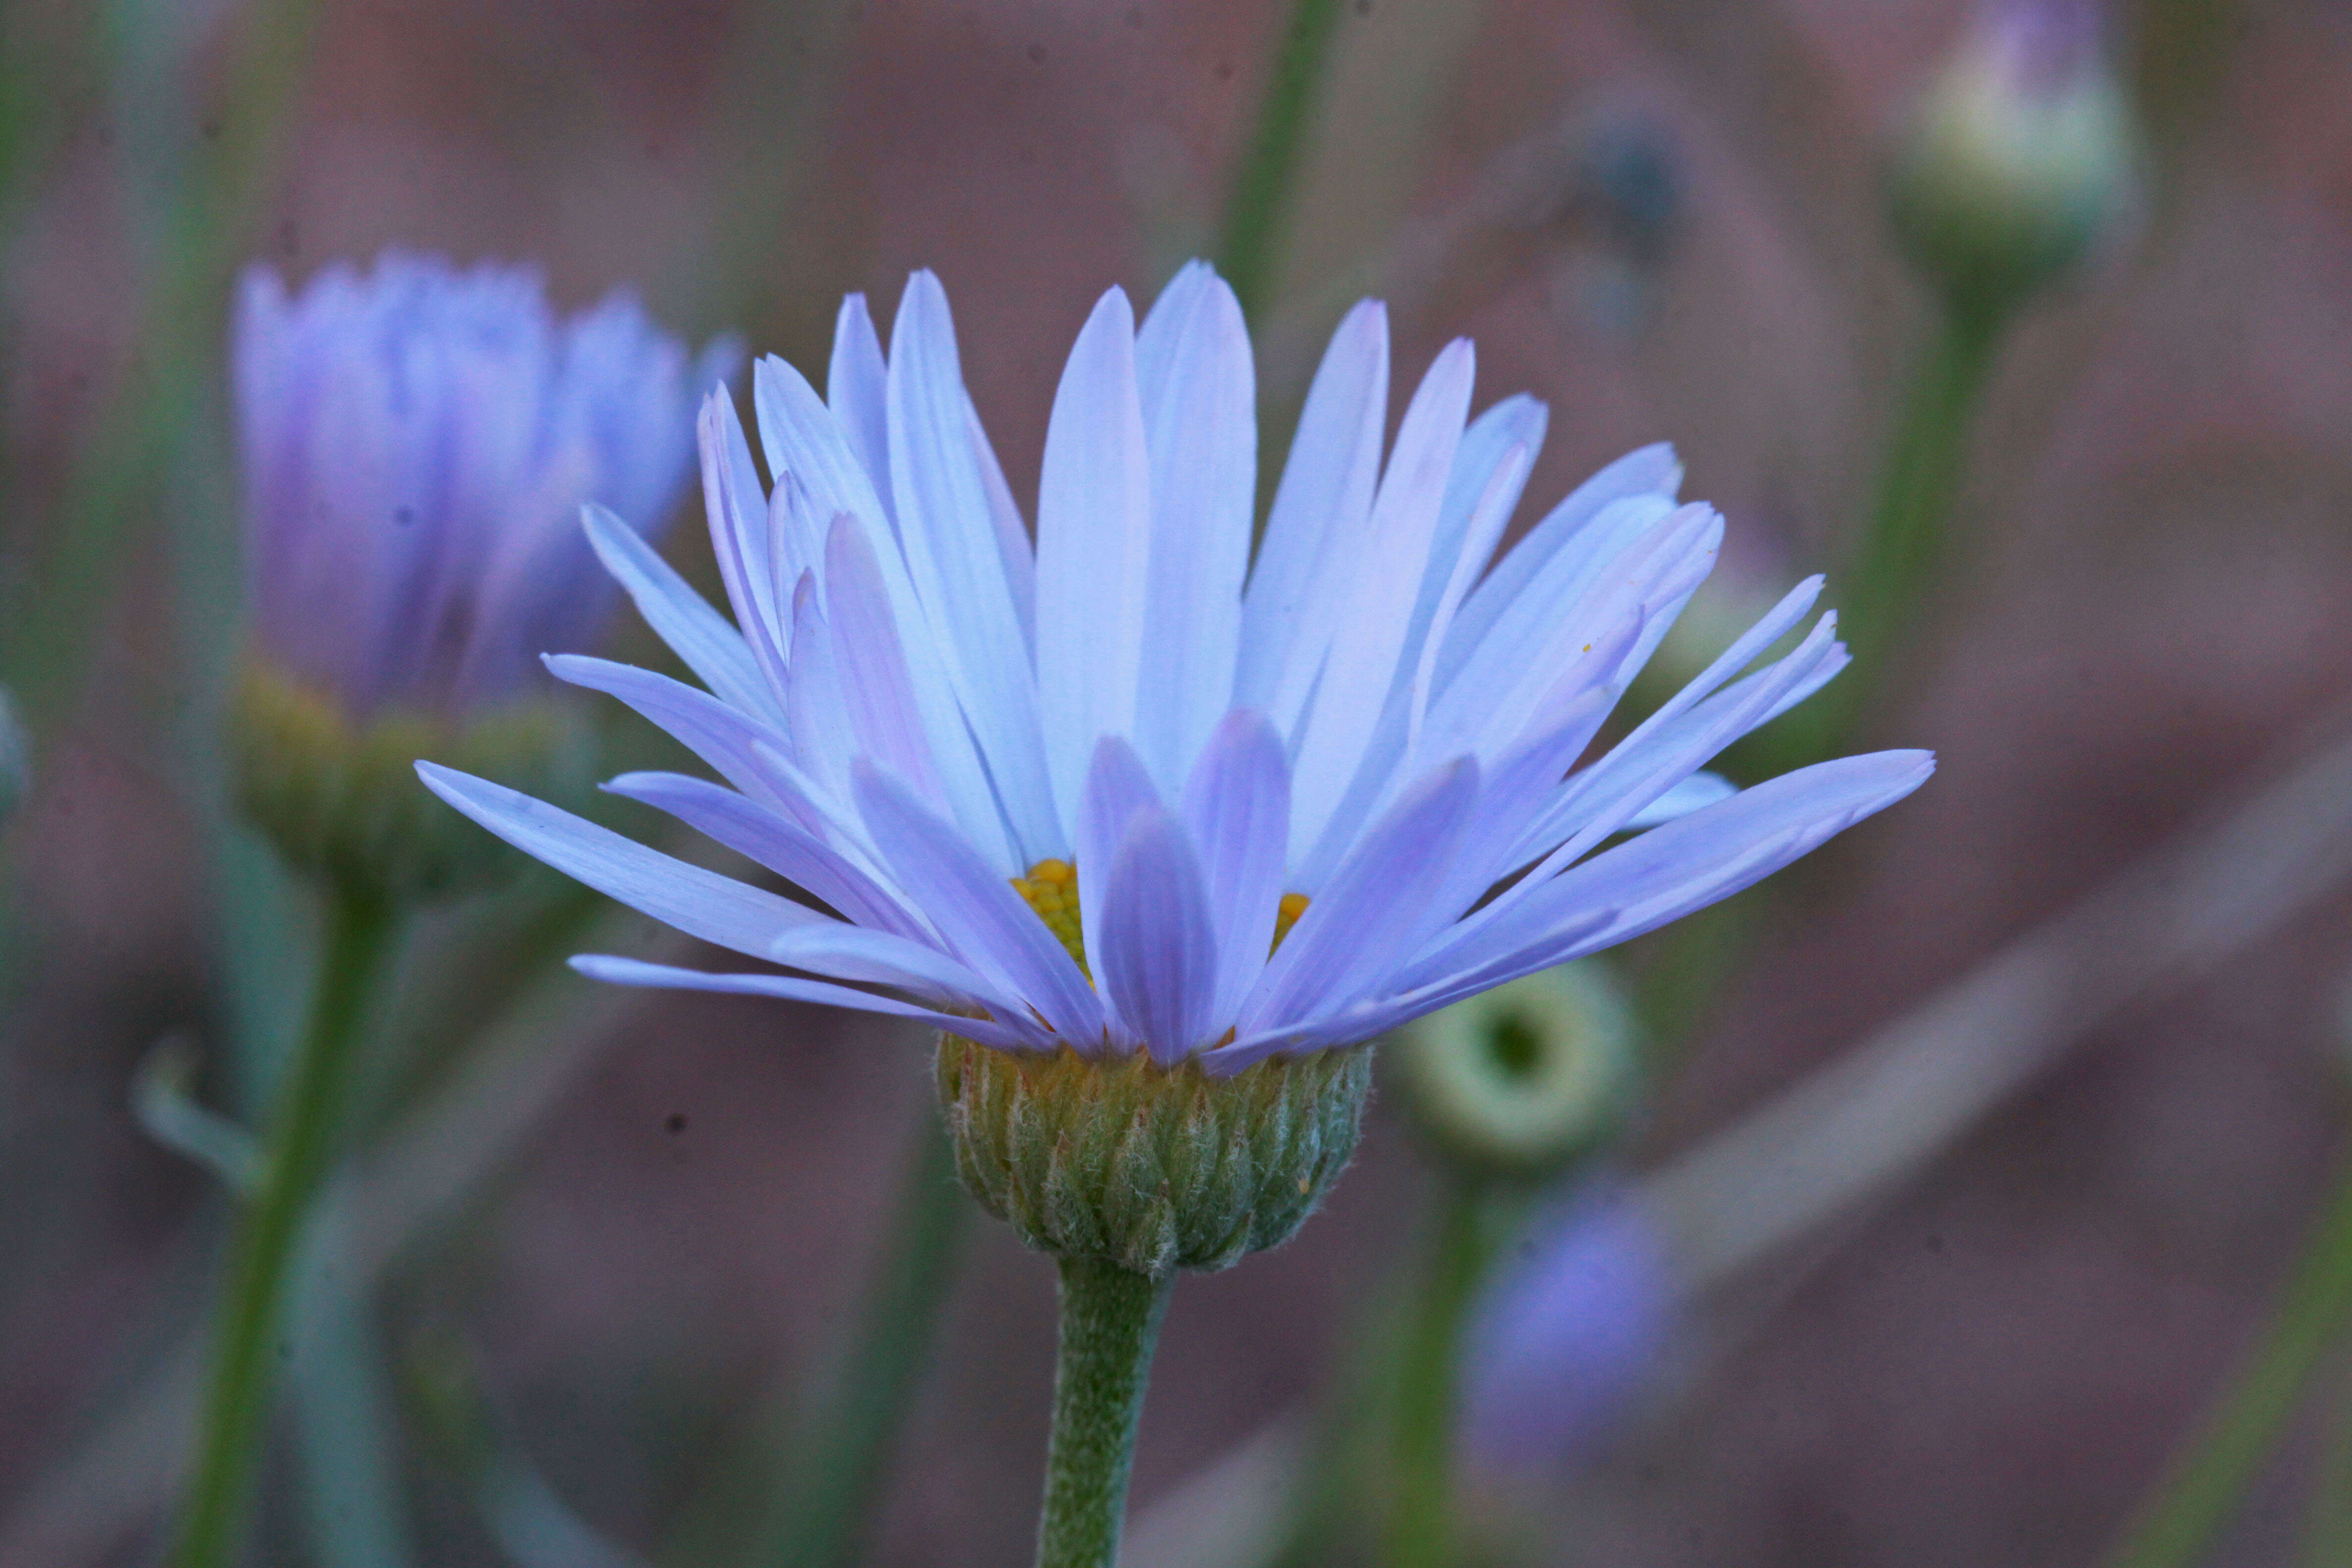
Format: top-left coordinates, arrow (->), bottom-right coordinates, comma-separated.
417,763 -> 830,962
570,955 -> 1040,1050
1036,286 -> 1153,830
1096,807 -> 1220,1063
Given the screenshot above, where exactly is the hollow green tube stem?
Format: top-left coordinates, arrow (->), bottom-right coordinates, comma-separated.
1216,0 -> 1345,321
168,883 -> 400,1568
1035,1257 -> 1175,1568
771,1103 -> 968,1568
1386,1179 -> 1492,1568
2105,1142 -> 2352,1568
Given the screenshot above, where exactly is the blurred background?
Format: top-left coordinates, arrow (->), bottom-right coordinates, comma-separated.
5,0 -> 2352,1565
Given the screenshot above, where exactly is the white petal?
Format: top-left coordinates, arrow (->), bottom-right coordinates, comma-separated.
1095,807 -> 1220,1063
1035,286 -> 1154,832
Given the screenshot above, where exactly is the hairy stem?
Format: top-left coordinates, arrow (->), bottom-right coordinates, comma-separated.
1036,1257 -> 1175,1568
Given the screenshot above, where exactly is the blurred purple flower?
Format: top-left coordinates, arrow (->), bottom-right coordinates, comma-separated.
1463,1184 -> 1675,1472
234,253 -> 737,719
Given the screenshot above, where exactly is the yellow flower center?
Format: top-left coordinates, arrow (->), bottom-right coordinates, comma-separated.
1008,860 -> 1312,977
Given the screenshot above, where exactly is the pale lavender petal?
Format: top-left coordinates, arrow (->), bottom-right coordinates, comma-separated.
579,503 -> 779,724
569,954 -> 1040,1051
1239,298 -> 1388,725
698,392 -> 792,694
1242,755 -> 1479,1033
885,272 -> 1059,865
1623,771 -> 1736,829
1095,807 -> 1220,1063
1035,286 -> 1153,831
1402,750 -> 1935,999
826,294 -> 895,525
1435,441 -> 1683,697
1074,735 -> 1164,1047
852,758 -> 1105,1046
1289,340 -> 1475,856
416,763 -> 831,961
1131,267 -> 1254,792
601,770 -> 930,941
824,513 -> 946,803
1180,710 -> 1292,1034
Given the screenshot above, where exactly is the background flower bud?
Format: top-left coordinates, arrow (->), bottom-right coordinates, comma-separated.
1888,1 -> 2143,317
228,253 -> 733,893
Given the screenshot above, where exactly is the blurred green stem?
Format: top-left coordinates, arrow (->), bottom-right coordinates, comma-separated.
2303,1341 -> 2352,1567
1761,302 -> 2008,773
769,1103 -> 967,1568
1035,1258 -> 1174,1568
1386,1178 -> 1491,1568
1217,0 -> 1344,320
2106,1141 -> 2352,1568
168,882 -> 400,1568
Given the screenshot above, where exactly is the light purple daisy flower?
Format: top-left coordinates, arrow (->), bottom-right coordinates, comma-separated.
235,253 -> 738,719
418,263 -> 1930,1071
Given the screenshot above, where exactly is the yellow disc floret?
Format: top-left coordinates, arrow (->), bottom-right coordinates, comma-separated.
1010,859 -> 1314,979
1011,858 -> 1088,974
1272,891 -> 1311,953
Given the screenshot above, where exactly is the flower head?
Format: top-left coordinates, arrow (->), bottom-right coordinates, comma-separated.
420,263 -> 1931,1072
236,252 -> 736,720
233,253 -> 735,896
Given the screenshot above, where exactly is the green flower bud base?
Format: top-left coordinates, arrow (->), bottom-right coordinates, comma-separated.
232,659 -> 583,901
935,1033 -> 1372,1277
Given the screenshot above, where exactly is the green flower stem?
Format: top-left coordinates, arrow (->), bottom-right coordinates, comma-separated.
168,882 -> 401,1568
2104,1142 -> 2352,1568
2302,1343 -> 2352,1567
770,1102 -> 968,1568
1386,1178 -> 1493,1568
1216,0 -> 1345,321
1753,302 -> 2007,778
1036,1257 -> 1176,1568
